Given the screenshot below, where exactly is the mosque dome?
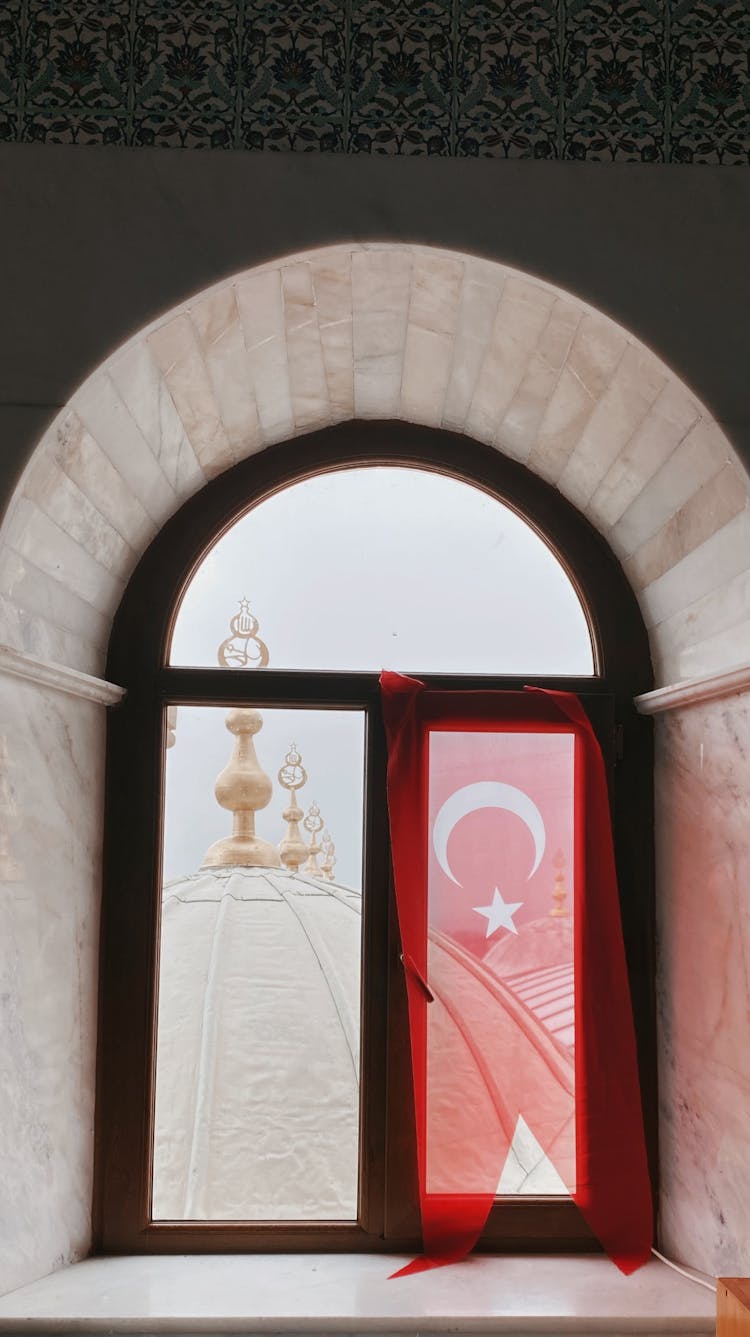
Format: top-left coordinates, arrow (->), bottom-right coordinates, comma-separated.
152,864 -> 362,1221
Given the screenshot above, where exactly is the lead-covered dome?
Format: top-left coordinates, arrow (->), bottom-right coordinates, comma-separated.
153,864 -> 362,1220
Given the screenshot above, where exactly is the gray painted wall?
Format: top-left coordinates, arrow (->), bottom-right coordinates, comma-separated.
1,144 -> 749,517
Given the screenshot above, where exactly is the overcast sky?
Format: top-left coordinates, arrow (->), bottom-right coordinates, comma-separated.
170,467 -> 593,674
163,467 -> 593,889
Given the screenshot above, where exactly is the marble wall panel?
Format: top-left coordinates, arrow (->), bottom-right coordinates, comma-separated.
311,251 -> 355,425
407,252 -> 464,338
559,343 -> 666,509
649,555 -> 750,685
2,497 -> 125,620
52,411 -> 159,557
442,264 -> 504,431
655,693 -> 750,1275
625,463 -> 747,592
400,252 -> 464,425
610,417 -> 730,562
108,343 -> 206,500
589,383 -> 700,532
235,270 -> 295,444
0,591 -> 101,677
497,300 -> 581,464
400,326 -> 453,427
20,455 -> 136,580
640,506 -> 750,630
465,278 -> 554,445
352,250 -> 413,417
281,263 -> 331,432
528,311 -> 627,485
0,675 -> 103,1296
0,545 -> 108,667
189,289 -> 262,461
147,315 -> 236,480
74,374 -> 177,526
655,613 -> 750,687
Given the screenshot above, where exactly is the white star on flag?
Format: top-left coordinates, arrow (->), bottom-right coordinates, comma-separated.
473,887 -> 523,939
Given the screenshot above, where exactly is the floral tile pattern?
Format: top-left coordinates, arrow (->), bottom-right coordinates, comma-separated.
349,0 -> 453,154
456,0 -> 559,158
563,0 -> 665,161
0,0 -> 747,161
242,0 -> 345,152
670,0 -> 750,165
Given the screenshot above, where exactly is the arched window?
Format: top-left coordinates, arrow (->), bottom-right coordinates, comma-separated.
97,421 -> 655,1254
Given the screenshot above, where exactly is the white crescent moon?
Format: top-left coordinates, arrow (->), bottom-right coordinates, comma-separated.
432,781 -> 546,887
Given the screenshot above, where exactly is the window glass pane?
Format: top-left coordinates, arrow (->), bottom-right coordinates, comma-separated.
426,728 -> 575,1198
169,467 -> 594,674
152,704 -> 364,1222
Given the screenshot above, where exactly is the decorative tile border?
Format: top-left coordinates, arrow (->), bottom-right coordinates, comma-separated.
0,1 -> 747,161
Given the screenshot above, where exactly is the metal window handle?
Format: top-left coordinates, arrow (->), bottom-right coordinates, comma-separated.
399,951 -> 434,1003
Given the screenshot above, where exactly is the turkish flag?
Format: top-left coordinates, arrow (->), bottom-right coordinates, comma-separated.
380,672 -> 652,1276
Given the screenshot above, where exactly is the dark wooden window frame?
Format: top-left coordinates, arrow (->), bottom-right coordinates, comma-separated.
95,420 -> 656,1256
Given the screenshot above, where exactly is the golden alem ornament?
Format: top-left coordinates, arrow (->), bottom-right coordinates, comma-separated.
203,708 -> 282,869
319,830 -> 337,883
302,800 -> 325,876
277,743 -> 309,873
217,598 -> 269,668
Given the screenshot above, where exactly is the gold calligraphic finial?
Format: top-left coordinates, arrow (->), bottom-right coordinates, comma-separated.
218,598 -> 269,668
550,849 -> 569,917
319,830 -> 336,883
203,709 -> 281,868
277,743 -> 309,872
302,801 -> 324,876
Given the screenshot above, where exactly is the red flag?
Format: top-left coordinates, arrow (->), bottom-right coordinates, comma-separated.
380,672 -> 652,1276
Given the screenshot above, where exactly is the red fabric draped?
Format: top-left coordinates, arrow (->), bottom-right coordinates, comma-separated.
380,671 -> 652,1277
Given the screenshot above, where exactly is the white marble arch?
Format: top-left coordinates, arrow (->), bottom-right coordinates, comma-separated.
0,242 -> 748,685
2,244 -> 750,1297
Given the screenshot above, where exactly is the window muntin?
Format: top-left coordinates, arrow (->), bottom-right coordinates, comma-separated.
169,467 -> 594,676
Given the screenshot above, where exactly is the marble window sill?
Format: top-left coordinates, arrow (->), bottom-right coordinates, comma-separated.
0,1253 -> 715,1336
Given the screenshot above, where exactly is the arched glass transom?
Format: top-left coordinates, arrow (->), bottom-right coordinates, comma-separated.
169,466 -> 595,675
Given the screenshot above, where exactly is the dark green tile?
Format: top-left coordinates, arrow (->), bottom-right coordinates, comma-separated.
24,0 -> 131,114
563,0 -> 665,161
349,0 -> 452,154
241,0 -> 345,152
456,0 -> 559,158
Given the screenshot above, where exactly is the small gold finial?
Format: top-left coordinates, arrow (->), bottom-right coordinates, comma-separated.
319,830 -> 337,883
203,708 -> 282,868
277,742 -> 309,872
302,801 -> 324,876
218,597 -> 269,668
550,849 -> 569,917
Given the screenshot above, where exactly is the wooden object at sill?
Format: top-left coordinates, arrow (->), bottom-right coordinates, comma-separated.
718,1279 -> 750,1337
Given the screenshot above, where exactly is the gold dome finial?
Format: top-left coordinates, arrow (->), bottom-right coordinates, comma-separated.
550,849 -> 569,917
277,742 -> 309,872
203,708 -> 282,868
302,801 -> 325,876
218,597 -> 269,668
319,830 -> 337,883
